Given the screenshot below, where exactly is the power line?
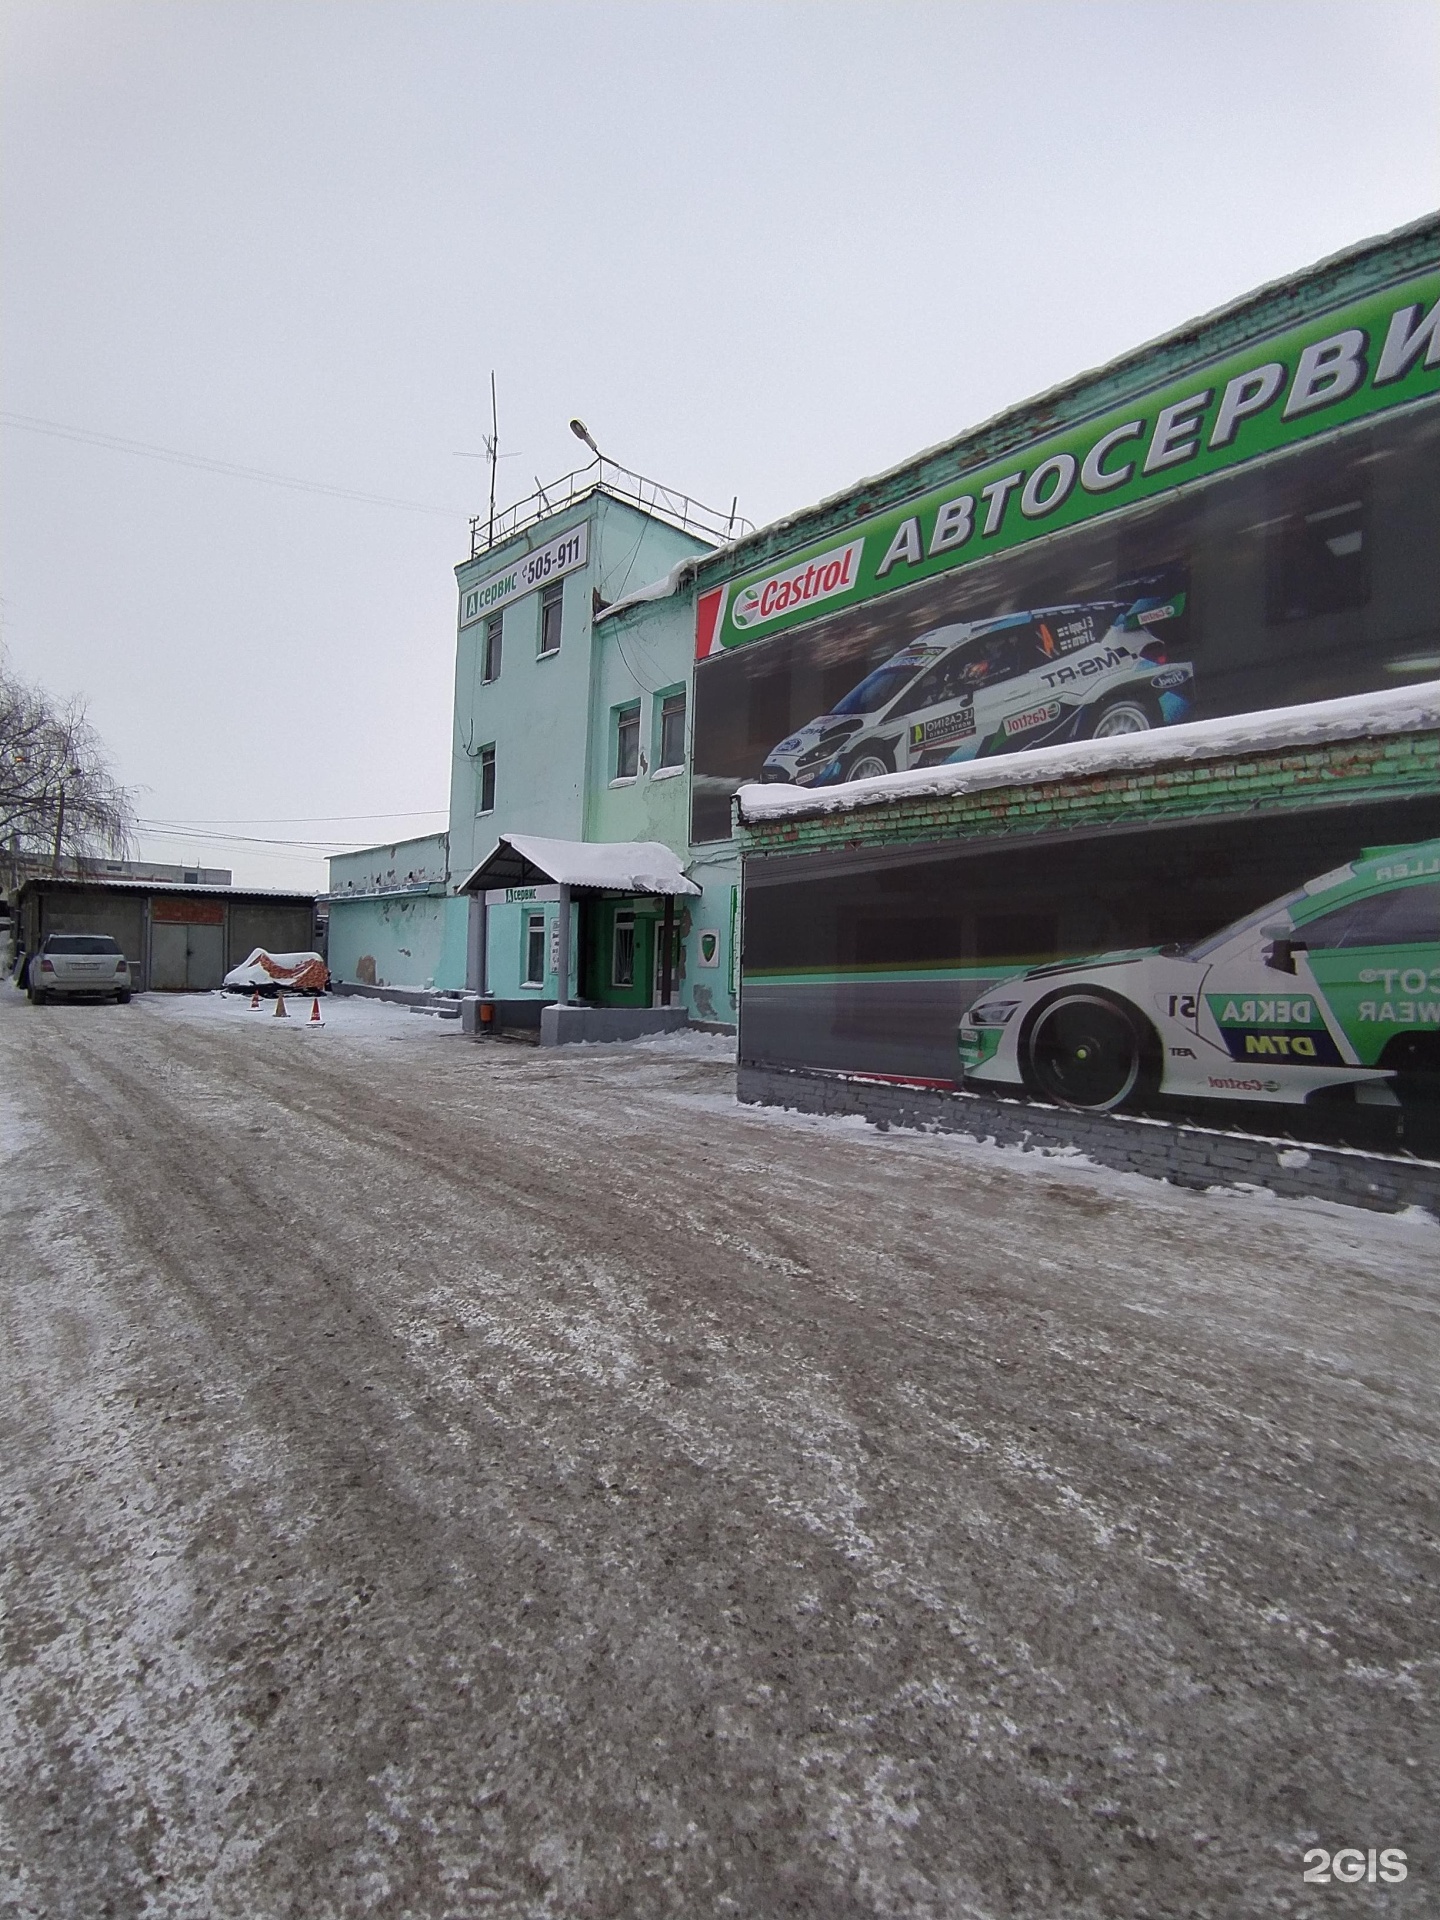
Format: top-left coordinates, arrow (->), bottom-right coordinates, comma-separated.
1,411 -> 463,517
138,823 -> 379,851
139,809 -> 447,826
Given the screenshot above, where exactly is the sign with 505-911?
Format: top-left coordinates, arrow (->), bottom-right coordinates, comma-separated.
459,521 -> 589,627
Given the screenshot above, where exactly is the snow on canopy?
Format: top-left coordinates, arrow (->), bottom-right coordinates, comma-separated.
736,681 -> 1440,825
458,834 -> 701,897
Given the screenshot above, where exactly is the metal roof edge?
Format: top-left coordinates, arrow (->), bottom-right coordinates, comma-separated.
323,882 -> 449,903
12,876 -> 319,901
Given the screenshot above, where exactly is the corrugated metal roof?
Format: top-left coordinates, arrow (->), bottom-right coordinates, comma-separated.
14,876 -> 317,902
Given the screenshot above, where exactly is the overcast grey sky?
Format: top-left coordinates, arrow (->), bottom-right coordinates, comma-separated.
3,0 -> 1437,891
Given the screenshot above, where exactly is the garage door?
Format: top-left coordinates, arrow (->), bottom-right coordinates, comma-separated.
152,897 -> 227,990
151,918 -> 226,990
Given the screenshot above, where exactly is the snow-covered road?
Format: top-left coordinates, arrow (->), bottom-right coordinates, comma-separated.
2,985 -> 1435,1918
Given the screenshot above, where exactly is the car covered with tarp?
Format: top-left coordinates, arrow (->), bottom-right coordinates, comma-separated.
223,949 -> 330,995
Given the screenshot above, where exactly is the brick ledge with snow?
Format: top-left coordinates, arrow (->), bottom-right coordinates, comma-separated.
736,681 -> 1440,822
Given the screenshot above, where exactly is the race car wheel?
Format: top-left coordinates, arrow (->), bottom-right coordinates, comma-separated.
1090,696 -> 1154,738
844,748 -> 893,781
1023,991 -> 1154,1111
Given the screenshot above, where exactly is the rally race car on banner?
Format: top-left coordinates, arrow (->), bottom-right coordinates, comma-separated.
760,585 -> 1192,788
957,839 -> 1440,1115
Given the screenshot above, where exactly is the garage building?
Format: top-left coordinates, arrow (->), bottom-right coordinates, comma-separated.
13,878 -> 320,993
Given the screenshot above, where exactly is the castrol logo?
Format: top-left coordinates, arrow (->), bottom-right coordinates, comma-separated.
731,540 -> 864,631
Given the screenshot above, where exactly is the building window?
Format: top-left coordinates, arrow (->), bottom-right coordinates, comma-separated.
523,912 -> 547,987
539,582 -> 563,656
612,910 -> 636,987
657,690 -> 686,770
615,702 -> 641,780
482,614 -> 503,682
478,744 -> 496,814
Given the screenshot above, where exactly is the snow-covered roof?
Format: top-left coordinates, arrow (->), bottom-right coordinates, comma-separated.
736,681 -> 1440,828
457,834 -> 700,896
596,555 -> 701,621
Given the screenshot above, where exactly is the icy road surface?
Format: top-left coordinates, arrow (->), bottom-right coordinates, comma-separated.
1,985 -> 1436,1919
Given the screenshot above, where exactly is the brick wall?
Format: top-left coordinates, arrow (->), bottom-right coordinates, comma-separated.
739,728 -> 1440,861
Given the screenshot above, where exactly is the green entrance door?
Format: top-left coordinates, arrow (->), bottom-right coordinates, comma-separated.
583,899 -> 657,1008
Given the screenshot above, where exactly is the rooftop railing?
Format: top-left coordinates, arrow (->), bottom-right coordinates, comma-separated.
468,457 -> 753,560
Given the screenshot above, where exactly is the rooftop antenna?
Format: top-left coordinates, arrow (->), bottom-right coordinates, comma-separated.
453,371 -> 518,550
486,371 -> 498,548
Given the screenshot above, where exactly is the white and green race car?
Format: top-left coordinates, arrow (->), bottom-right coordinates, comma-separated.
958,838 -> 1440,1113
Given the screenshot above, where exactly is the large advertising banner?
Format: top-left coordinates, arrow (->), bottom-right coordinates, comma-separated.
692,272 -> 1440,843
741,799 -> 1440,1148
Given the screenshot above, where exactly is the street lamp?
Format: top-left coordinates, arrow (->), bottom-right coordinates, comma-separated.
569,418 -> 602,461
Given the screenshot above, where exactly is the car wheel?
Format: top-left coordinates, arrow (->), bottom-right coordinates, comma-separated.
1090,696 -> 1154,738
116,989 -> 132,1004
1022,991 -> 1155,1111
30,988 -> 47,1006
844,747 -> 893,781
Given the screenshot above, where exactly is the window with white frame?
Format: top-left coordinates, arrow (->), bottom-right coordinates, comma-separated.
657,689 -> 686,770
477,744 -> 496,813
538,582 -> 563,656
612,910 -> 636,987
523,912 -> 547,987
482,613 -> 502,683
614,702 -> 641,780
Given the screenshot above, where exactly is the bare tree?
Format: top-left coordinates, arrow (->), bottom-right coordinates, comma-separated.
1,652 -> 135,873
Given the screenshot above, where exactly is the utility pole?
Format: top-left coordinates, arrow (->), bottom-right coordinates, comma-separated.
51,784 -> 66,874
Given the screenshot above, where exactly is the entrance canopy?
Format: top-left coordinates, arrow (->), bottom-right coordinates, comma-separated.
457,834 -> 700,898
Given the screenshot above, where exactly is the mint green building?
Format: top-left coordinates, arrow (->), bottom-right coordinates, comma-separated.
326,464 -> 745,1031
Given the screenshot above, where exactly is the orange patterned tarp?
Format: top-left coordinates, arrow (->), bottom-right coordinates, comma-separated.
224,949 -> 330,992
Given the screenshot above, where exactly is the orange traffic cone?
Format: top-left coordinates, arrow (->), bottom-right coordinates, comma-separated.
273,992 -> 288,1018
309,997 -> 322,1024
249,990 -> 261,1010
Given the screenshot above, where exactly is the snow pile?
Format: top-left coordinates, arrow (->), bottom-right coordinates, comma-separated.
222,949 -> 329,992
736,680 -> 1440,824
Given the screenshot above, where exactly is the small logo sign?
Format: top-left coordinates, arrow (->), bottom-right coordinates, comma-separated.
731,540 -> 864,632
1003,699 -> 1062,737
697,929 -> 720,968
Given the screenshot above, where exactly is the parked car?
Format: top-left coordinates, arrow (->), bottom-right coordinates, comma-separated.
761,586 -> 1193,788
958,838 -> 1440,1113
27,933 -> 132,1004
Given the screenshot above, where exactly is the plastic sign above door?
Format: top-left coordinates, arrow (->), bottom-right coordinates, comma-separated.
695,271 -> 1440,659
460,521 -> 589,629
